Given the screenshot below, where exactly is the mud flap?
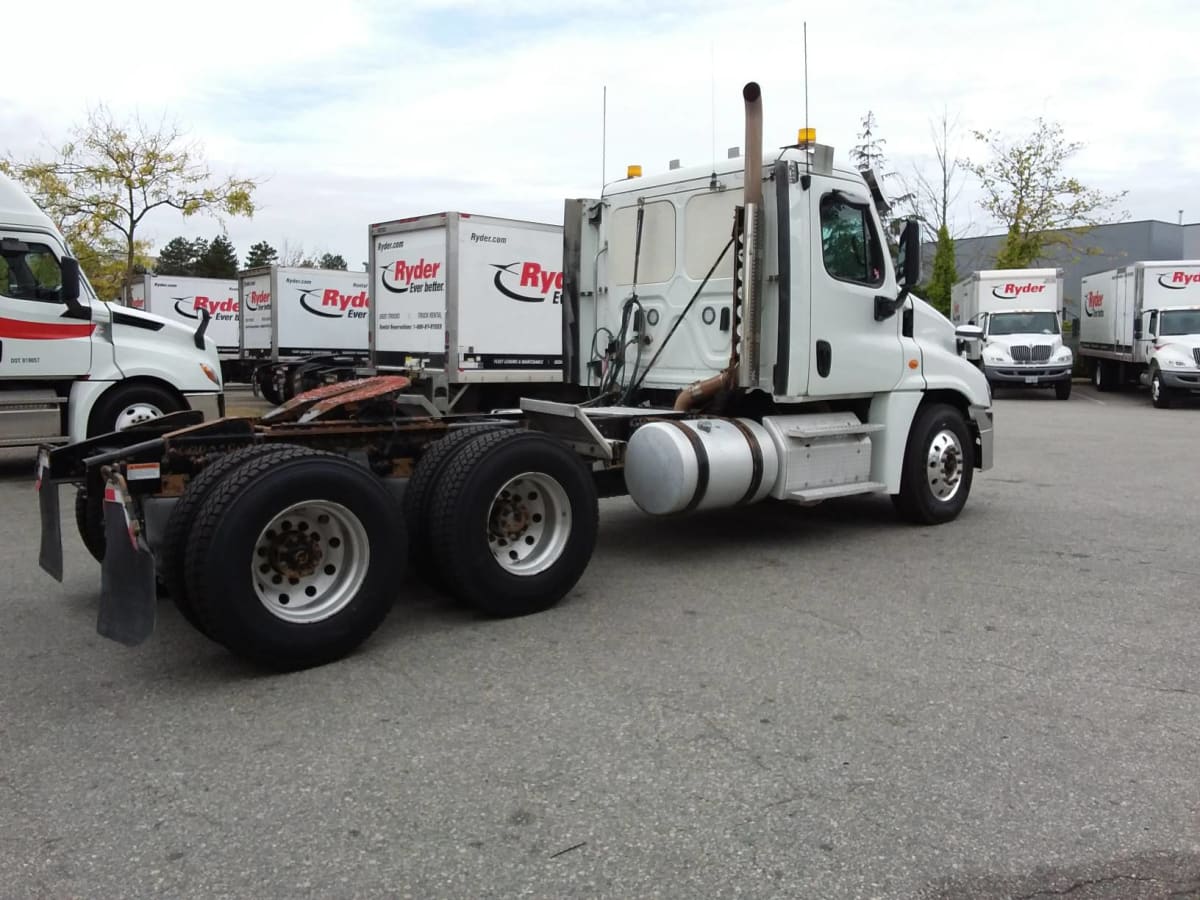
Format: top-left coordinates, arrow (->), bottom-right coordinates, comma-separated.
97,481 -> 156,646
36,449 -> 63,582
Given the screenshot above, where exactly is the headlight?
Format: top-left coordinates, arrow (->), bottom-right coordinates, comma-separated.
1053,348 -> 1073,363
983,351 -> 1007,364
1165,357 -> 1189,368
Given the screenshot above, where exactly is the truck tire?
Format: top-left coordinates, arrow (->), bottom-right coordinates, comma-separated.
403,424 -> 507,585
1054,379 -> 1072,401
254,366 -> 284,407
1150,368 -> 1172,409
1092,360 -> 1109,392
892,403 -> 975,525
87,382 -> 184,438
159,443 -> 323,640
74,486 -> 106,563
184,450 -> 406,670
429,430 -> 598,618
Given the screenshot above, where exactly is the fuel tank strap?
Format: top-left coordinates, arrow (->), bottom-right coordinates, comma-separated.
725,417 -> 765,505
665,420 -> 710,513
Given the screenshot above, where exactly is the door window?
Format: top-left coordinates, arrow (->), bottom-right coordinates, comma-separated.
1148,310 -> 1158,338
0,240 -> 64,303
819,194 -> 884,287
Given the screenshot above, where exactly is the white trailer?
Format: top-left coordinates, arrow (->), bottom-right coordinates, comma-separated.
369,212 -> 565,411
951,268 -> 1073,399
1079,260 -> 1200,406
238,265 -> 371,404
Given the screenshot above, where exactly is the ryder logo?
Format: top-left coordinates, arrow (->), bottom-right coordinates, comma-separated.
380,258 -> 441,294
299,288 -> 370,319
173,295 -> 239,321
245,290 -> 272,312
992,283 -> 1046,300
1159,271 -> 1200,290
1084,290 -> 1105,317
491,261 -> 563,303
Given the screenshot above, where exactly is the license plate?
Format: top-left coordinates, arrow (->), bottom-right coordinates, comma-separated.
1025,376 -> 1038,384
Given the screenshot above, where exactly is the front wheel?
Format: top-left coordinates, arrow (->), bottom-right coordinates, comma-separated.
429,430 -> 598,617
892,403 -> 975,525
1055,379 -> 1072,401
184,450 -> 407,670
87,383 -> 183,437
1151,369 -> 1172,409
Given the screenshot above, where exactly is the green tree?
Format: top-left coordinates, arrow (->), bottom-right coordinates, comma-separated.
921,224 -> 957,316
196,234 -> 239,278
964,118 -> 1126,268
155,236 -> 203,276
318,252 -> 347,270
245,240 -> 277,268
1,104 -> 258,299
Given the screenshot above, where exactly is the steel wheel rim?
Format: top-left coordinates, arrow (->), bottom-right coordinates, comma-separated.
487,472 -> 572,576
926,429 -> 965,503
252,500 -> 370,623
1152,374 -> 1161,401
115,402 -> 165,430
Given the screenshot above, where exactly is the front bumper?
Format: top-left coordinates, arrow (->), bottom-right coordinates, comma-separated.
184,390 -> 225,420
1158,369 -> 1200,392
983,364 -> 1072,385
969,404 -> 994,471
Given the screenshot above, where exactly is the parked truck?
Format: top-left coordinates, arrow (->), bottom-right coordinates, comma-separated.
1,171 -> 224,448
239,265 -> 371,405
369,212 -> 567,412
1078,260 -> 1200,407
35,82 -> 993,672
951,268 -> 1073,400
126,274 -> 249,382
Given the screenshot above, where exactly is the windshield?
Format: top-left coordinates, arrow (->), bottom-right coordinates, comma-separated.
988,312 -> 1059,336
1159,310 -> 1200,336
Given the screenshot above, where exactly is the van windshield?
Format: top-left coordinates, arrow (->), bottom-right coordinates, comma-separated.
989,312 -> 1059,336
1159,310 -> 1200,336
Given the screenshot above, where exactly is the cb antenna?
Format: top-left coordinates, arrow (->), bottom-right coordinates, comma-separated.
710,41 -> 718,189
601,85 -> 607,192
803,21 -> 811,175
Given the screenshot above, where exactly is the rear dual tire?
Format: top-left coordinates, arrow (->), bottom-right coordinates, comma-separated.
420,430 -> 599,618
175,448 -> 406,670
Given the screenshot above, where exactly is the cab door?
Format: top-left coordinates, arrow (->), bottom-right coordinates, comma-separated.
805,177 -> 905,398
0,236 -> 93,378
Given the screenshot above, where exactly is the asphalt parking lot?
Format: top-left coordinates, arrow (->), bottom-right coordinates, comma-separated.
2,382 -> 1200,899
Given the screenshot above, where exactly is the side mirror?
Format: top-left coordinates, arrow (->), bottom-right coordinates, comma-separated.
897,219 -> 921,288
59,257 -> 90,320
955,324 -> 984,341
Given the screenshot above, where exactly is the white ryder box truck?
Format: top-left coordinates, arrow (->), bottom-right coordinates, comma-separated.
238,265 -> 370,404
951,268 -> 1073,400
1079,260 -> 1200,407
369,212 -> 564,411
128,274 -> 246,381
0,172 -> 223,450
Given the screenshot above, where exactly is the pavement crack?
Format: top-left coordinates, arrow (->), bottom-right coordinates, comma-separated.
1014,873 -> 1182,899
791,607 -> 862,638
549,841 -> 586,859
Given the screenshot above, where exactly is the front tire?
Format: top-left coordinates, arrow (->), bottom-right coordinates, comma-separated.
184,450 -> 407,669
1151,368 -> 1172,409
1055,379 -> 1072,401
892,403 -> 975,525
87,383 -> 183,438
429,430 -> 598,618
1093,360 -> 1108,392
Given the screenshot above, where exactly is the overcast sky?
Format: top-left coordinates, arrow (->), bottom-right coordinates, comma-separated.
5,0 -> 1199,269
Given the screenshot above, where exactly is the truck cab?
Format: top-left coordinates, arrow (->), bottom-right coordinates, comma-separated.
0,172 -> 225,447
1138,305 -> 1200,406
952,268 -> 1073,399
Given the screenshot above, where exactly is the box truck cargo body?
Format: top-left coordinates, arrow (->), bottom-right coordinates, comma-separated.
237,265 -> 371,404
1079,260 -> 1200,406
951,268 -> 1072,399
129,275 -> 241,355
369,212 -> 564,410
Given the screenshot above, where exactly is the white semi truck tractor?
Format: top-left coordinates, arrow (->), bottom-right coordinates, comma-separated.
35,82 -> 993,671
